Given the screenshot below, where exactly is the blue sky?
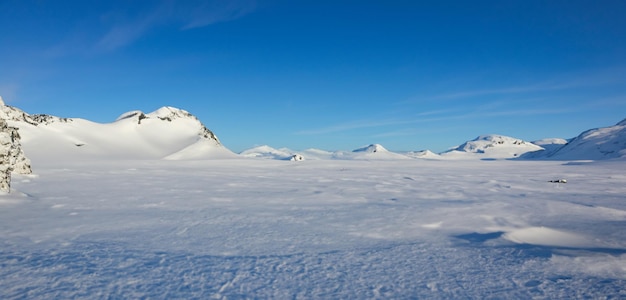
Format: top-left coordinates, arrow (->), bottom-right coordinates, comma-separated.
1,0 -> 626,152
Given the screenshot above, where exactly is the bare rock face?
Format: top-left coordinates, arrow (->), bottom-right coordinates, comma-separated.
0,97 -> 32,192
7,125 -> 32,175
0,118 -> 14,192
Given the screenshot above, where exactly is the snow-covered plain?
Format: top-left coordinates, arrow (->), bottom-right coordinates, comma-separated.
2,158 -> 626,298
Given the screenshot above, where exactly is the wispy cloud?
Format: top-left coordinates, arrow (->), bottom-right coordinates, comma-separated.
297,104 -> 581,136
402,67 -> 626,105
180,0 -> 257,30
296,118 -> 415,135
48,0 -> 256,54
96,8 -> 165,52
97,0 -> 256,51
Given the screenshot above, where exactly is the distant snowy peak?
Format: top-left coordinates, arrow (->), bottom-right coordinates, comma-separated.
116,106 -> 220,143
405,150 -> 440,159
351,144 -> 411,160
453,135 -> 537,153
442,134 -> 543,159
240,145 -> 297,160
352,144 -> 390,153
547,118 -> 626,160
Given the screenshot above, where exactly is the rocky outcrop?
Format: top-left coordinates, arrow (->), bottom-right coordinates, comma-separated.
0,115 -> 32,192
0,96 -> 33,192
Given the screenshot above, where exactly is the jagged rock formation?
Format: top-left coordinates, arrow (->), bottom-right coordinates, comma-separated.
289,154 -> 305,161
0,118 -> 12,192
0,97 -> 33,192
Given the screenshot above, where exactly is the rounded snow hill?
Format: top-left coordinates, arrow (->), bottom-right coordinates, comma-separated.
239,145 -> 295,160
405,150 -> 441,159
350,144 -> 411,160
441,134 -> 543,159
9,105 -> 232,163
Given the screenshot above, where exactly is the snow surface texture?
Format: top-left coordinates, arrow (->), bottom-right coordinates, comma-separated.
2,102 -> 626,297
2,159 -> 626,298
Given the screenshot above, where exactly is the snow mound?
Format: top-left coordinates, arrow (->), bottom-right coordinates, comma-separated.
349,144 -> 411,160
441,134 -> 543,159
503,227 -> 595,248
352,144 -> 387,153
164,140 -> 237,160
240,145 -> 296,160
405,150 -> 441,159
546,119 -> 626,160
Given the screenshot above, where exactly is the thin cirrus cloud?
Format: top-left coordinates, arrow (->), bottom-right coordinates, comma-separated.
401,68 -> 626,105
297,105 -> 582,136
95,0 -> 256,52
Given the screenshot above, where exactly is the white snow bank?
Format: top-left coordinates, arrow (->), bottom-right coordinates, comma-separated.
503,227 -> 595,248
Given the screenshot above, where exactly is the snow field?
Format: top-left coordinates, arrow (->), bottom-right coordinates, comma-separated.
1,159 -> 626,298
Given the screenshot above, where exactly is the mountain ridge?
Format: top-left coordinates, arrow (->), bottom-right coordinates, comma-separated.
2,102 -> 234,162
2,97 -> 624,162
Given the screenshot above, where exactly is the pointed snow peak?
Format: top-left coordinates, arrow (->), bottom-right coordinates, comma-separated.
353,144 -> 388,153
148,106 -> 195,121
0,96 -> 4,106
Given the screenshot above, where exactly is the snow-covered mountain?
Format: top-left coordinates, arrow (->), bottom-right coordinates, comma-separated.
519,138 -> 569,159
542,118 -> 626,160
239,144 -> 413,160
3,97 -> 624,162
440,134 -> 544,159
2,102 -> 236,163
350,144 -> 411,160
404,150 -> 441,159
239,145 -> 301,160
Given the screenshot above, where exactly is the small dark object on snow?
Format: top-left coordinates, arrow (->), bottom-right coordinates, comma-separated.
549,179 -> 567,183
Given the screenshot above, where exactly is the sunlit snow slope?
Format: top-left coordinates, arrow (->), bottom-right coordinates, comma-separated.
440,134 -> 544,159
546,118 -> 626,160
1,104 -> 236,163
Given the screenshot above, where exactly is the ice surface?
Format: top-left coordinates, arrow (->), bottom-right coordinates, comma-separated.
1,158 -> 625,298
